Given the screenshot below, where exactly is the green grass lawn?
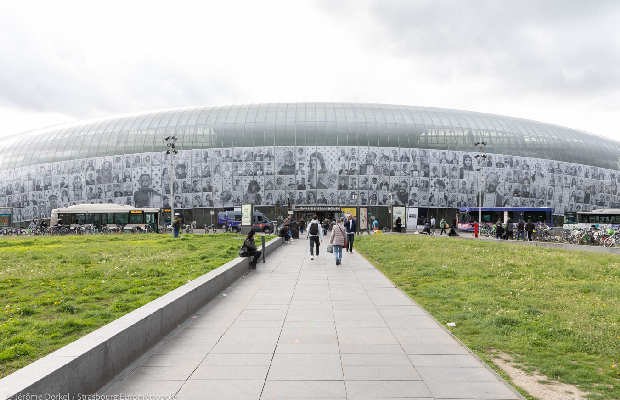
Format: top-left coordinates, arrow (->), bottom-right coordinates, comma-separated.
0,233 -> 261,378
356,235 -> 620,400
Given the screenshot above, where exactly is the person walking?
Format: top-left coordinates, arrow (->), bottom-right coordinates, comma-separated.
495,220 -> 504,239
430,216 -> 436,234
439,218 -> 447,235
307,215 -> 323,260
345,214 -> 356,252
172,213 -> 182,238
525,219 -> 535,241
322,218 -> 330,236
330,217 -> 347,266
242,230 -> 261,269
505,219 -> 514,240
291,219 -> 299,239
517,219 -> 525,240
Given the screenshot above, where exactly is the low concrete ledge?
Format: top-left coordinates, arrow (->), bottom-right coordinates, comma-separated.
0,236 -> 283,399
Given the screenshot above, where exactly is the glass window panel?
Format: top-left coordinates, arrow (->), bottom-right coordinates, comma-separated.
255,105 -> 266,123
166,110 -> 184,128
224,106 -> 238,124
295,103 -> 306,121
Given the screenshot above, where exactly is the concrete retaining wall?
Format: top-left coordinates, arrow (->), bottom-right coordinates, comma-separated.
0,236 -> 283,399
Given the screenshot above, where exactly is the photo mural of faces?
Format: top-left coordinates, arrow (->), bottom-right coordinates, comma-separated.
1,145 -> 620,222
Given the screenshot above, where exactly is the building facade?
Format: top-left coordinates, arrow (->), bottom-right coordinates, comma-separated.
0,103 -> 619,224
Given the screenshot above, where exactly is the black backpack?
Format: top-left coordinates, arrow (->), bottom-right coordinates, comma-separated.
309,222 -> 319,235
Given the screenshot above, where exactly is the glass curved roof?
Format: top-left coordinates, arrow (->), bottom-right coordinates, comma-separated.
0,102 -> 618,170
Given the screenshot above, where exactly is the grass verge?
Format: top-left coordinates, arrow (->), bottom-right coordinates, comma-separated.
0,233 -> 266,378
356,234 -> 619,400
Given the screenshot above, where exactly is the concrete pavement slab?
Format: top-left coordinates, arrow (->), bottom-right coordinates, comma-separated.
345,380 -> 431,398
342,365 -> 422,381
341,353 -> 412,366
268,353 -> 344,380
408,354 -> 485,368
175,379 -> 264,400
425,380 -> 521,399
275,343 -> 341,354
202,353 -> 273,366
192,364 -> 270,380
100,378 -> 183,396
261,380 -> 346,399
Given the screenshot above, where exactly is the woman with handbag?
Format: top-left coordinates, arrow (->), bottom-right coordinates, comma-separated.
329,217 -> 347,266
241,230 -> 261,269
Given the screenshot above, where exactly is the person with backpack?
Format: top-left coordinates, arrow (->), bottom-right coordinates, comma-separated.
307,215 -> 323,260
439,218 -> 448,235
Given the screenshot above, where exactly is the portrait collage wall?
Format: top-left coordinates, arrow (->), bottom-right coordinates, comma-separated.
1,146 -> 619,223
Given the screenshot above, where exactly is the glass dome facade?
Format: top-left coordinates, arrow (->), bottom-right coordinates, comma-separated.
1,103 -> 619,224
1,102 -> 618,170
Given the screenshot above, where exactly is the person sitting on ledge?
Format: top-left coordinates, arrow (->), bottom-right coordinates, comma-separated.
242,230 -> 261,269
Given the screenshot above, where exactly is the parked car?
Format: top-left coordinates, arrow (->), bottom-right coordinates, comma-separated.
217,210 -> 275,233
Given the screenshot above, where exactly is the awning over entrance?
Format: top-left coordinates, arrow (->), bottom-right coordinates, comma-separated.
292,206 -> 342,212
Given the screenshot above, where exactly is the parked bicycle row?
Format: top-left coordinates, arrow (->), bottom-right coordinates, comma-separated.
475,221 -> 619,247
0,223 -> 155,236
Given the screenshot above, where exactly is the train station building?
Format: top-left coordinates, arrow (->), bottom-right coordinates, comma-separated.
1,102 -> 619,227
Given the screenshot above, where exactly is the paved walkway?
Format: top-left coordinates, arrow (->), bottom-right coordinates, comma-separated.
100,238 -> 522,399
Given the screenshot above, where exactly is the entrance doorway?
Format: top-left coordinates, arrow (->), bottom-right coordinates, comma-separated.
294,211 -> 338,224
292,207 -> 343,225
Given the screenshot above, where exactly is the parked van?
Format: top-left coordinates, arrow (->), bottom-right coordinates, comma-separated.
217,210 -> 274,233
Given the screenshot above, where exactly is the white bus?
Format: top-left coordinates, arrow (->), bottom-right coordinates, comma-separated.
51,204 -> 160,233
563,208 -> 620,230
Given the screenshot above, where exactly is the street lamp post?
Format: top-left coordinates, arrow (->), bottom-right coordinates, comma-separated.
387,193 -> 394,231
165,136 -> 178,234
314,165 -> 318,205
474,141 -> 487,237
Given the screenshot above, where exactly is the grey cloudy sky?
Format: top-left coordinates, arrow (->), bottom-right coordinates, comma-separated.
0,0 -> 618,141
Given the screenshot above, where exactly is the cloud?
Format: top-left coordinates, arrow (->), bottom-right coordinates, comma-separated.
0,0 -> 619,142
0,1 -> 240,118
356,0 -> 620,97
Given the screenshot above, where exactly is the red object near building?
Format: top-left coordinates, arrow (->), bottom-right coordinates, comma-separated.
473,222 -> 479,238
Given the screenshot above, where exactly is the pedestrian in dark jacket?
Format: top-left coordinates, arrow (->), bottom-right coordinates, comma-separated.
394,216 -> 402,233
495,220 -> 504,239
345,215 -> 356,252
307,216 -> 323,259
517,220 -> 525,240
505,220 -> 514,240
242,230 -> 261,268
172,213 -> 182,238
525,220 -> 535,241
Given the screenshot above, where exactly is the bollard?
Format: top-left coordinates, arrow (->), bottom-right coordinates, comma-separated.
261,236 -> 266,263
